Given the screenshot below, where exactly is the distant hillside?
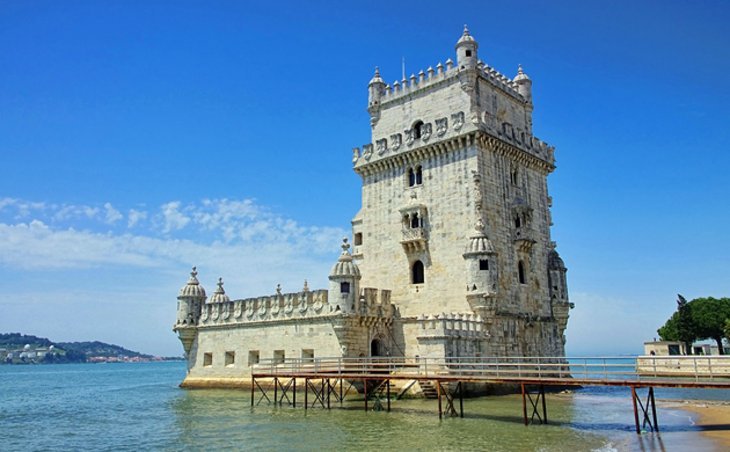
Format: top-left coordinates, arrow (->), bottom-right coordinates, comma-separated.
0,332 -> 166,364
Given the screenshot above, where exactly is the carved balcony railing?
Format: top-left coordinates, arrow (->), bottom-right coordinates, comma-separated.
401,227 -> 428,253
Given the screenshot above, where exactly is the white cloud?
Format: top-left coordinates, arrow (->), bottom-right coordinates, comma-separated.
103,203 -> 123,224
160,201 -> 190,233
127,209 -> 147,228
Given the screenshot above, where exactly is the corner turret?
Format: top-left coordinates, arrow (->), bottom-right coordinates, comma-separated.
455,25 -> 478,70
514,64 -> 532,103
367,67 -> 386,125
174,266 -> 207,356
328,237 -> 361,314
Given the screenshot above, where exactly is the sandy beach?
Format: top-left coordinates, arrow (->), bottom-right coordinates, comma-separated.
666,400 -> 730,448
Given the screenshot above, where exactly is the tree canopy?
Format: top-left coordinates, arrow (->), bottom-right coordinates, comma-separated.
658,296 -> 730,354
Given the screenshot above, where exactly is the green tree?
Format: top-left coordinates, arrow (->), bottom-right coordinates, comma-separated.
690,297 -> 730,355
675,294 -> 695,354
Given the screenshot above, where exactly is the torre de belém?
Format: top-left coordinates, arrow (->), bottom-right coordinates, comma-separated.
174,27 -> 573,388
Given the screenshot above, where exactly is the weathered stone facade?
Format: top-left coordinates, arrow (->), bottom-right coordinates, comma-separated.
174,27 -> 572,388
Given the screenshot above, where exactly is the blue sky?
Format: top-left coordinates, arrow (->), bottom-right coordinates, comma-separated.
1,1 -> 728,356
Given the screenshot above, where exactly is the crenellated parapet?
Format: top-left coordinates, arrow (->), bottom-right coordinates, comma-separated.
415,312 -> 489,340
198,289 -> 332,327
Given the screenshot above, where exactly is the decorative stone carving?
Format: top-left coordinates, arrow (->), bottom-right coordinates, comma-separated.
362,144 -> 373,160
376,138 -> 388,155
391,133 -> 402,151
352,147 -> 360,164
435,117 -> 448,136
452,111 -> 465,131
421,123 -> 432,142
404,128 -> 415,146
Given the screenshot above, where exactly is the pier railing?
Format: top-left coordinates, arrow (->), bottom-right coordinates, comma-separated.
252,355 -> 730,384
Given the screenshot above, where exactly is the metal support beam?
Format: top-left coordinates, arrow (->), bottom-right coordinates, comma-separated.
631,386 -> 659,433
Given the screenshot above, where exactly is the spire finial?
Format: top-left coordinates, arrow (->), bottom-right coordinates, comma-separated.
191,266 -> 197,277
374,66 -> 380,77
303,279 -> 309,292
341,237 -> 351,254
518,64 -> 524,74
463,24 -> 470,36
216,277 -> 224,293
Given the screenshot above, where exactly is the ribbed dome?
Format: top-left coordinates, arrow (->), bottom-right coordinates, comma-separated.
513,64 -> 531,83
178,267 -> 206,298
208,277 -> 230,303
463,218 -> 496,256
369,67 -> 385,86
548,249 -> 566,270
329,238 -> 361,279
456,25 -> 477,47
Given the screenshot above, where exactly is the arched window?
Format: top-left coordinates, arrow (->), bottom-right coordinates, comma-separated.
408,168 -> 415,187
410,213 -> 420,229
413,120 -> 424,139
415,166 -> 423,185
518,260 -> 526,284
514,215 -> 521,228
340,282 -> 350,294
412,260 -> 425,284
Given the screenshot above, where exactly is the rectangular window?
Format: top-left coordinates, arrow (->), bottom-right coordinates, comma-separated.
203,352 -> 213,367
354,233 -> 363,246
302,349 -> 314,363
248,350 -> 260,366
225,351 -> 235,367
479,259 -> 489,270
340,282 -> 350,294
273,350 -> 285,364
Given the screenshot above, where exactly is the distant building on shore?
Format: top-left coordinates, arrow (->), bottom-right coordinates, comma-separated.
174,27 -> 573,389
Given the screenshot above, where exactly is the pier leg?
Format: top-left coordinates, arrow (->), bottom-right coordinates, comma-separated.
386,379 -> 391,412
540,385 -> 547,424
631,386 -> 640,434
437,380 -> 442,420
364,379 -> 368,412
293,378 -> 296,408
521,384 -> 528,426
649,387 -> 659,432
274,377 -> 278,405
327,379 -> 331,410
339,378 -> 343,404
459,382 -> 464,418
250,376 -> 255,407
305,378 -> 308,411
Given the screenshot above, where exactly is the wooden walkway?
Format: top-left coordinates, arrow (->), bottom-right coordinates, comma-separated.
250,356 -> 730,434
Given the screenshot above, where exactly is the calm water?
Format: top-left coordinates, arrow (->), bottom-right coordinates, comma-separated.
0,362 -> 726,451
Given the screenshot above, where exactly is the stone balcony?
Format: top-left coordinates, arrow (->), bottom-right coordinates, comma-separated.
513,228 -> 536,253
401,227 -> 428,253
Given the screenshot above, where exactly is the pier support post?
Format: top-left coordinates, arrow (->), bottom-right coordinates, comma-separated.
437,380 -> 442,419
631,386 -> 640,434
386,379 -> 391,412
250,376 -> 255,407
364,378 -> 368,412
521,384 -> 528,426
293,378 -> 296,407
305,378 -> 308,411
459,382 -> 464,418
274,377 -> 278,405
540,384 -> 547,424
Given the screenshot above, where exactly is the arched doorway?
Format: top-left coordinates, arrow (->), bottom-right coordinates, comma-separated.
370,338 -> 382,357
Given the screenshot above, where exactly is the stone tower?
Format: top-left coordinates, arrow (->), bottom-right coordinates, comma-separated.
351,27 -> 572,358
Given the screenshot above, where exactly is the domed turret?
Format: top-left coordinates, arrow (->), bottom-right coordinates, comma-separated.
175,267 -> 207,330
208,277 -> 231,303
514,64 -> 532,102
463,219 -> 498,296
368,66 -> 386,121
178,267 -> 206,298
455,25 -> 478,70
329,238 -> 361,314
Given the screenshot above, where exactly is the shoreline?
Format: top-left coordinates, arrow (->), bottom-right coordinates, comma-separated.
662,399 -> 730,448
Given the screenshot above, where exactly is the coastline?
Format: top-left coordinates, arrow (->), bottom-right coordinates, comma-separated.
665,400 -> 730,448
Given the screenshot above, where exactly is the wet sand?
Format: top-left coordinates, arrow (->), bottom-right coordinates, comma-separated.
666,400 -> 730,448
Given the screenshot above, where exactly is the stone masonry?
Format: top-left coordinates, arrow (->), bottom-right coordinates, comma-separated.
174,27 -> 572,388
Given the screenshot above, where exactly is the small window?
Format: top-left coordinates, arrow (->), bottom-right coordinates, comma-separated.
248,350 -> 260,366
225,351 -> 235,367
302,349 -> 314,363
514,216 -> 521,228
413,120 -> 424,139
410,213 -> 419,229
354,233 -> 362,246
518,260 -> 526,285
203,352 -> 213,367
340,282 -> 350,294
511,169 -> 519,185
479,259 -> 489,270
408,168 -> 415,187
412,260 -> 425,284
273,350 -> 285,364
415,166 -> 423,185
465,50 -> 472,57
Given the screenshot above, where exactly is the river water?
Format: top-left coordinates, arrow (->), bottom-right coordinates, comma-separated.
0,362 -> 725,451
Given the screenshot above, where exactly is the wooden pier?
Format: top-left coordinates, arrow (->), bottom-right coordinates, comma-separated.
250,356 -> 730,434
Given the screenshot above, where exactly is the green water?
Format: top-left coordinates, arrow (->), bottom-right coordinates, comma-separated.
0,362 -> 723,451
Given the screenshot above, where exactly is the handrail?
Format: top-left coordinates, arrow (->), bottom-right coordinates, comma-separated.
251,355 -> 730,385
